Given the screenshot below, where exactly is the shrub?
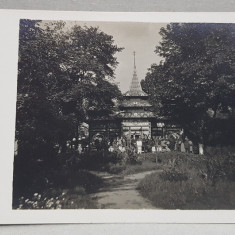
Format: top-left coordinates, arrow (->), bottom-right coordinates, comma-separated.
206,152 -> 235,183
107,163 -> 126,174
15,188 -> 97,209
51,168 -> 105,193
122,159 -> 161,175
123,147 -> 142,165
138,150 -> 235,209
78,151 -> 123,171
13,163 -> 104,209
138,170 -> 234,209
160,169 -> 188,182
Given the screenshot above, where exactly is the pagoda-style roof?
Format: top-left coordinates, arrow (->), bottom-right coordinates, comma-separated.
116,111 -> 155,118
123,68 -> 148,96
119,52 -> 153,111
124,53 -> 148,97
120,98 -> 152,108
124,89 -> 148,97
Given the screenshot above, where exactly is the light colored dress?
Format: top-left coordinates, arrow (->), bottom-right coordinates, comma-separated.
157,146 -> 162,152
180,142 -> 186,152
136,140 -> 142,154
78,144 -> 82,154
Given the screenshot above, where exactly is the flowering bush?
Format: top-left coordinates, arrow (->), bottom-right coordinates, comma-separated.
17,192 -> 65,209
16,187 -> 97,209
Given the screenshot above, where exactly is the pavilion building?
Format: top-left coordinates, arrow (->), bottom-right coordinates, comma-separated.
118,55 -> 156,139
88,53 -> 180,142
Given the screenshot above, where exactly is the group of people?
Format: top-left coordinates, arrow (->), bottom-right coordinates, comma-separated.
106,134 -> 194,154
175,136 -> 194,153
65,132 -> 195,155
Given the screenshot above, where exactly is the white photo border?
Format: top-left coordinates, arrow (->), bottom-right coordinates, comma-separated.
0,10 -> 235,224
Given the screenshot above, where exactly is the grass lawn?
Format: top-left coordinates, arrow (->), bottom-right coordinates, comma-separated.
137,151 -> 235,209
14,149 -> 235,210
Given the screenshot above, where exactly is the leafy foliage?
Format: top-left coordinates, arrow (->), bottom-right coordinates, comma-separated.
141,23 -> 235,144
16,19 -> 122,157
138,151 -> 235,209
160,168 -> 188,182
14,20 -> 123,204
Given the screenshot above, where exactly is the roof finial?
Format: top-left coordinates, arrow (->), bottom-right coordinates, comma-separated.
124,51 -> 148,97
133,51 -> 136,69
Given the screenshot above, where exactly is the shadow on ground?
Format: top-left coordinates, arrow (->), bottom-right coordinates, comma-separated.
90,170 -> 161,209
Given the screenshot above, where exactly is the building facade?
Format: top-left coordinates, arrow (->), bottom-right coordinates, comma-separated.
118,60 -> 155,139
88,55 -> 181,142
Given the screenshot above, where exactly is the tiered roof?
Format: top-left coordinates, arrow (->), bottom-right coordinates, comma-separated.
124,55 -> 148,97
121,98 -> 152,108
121,52 -> 151,105
117,111 -> 155,118
89,52 -> 158,120
124,66 -> 148,97
118,52 -> 154,118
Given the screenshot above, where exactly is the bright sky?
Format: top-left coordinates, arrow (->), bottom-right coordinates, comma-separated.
65,21 -> 167,93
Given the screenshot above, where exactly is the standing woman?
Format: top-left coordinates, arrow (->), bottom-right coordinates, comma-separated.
180,139 -> 186,153
136,137 -> 143,154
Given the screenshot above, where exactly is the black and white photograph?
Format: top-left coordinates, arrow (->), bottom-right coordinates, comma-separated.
11,17 -> 235,212
11,17 -> 235,211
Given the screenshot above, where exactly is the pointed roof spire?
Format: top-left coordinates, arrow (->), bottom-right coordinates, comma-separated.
133,51 -> 136,69
125,51 -> 148,97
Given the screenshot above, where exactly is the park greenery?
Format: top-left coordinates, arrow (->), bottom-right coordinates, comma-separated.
14,19 -> 123,208
13,21 -> 235,209
141,23 -> 235,151
138,148 -> 235,209
138,23 -> 235,209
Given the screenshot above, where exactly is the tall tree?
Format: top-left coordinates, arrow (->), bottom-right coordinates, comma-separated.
141,23 -> 235,153
15,19 -> 123,169
57,24 -> 122,147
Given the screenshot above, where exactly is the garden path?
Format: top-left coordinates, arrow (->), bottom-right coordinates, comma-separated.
90,170 -> 159,209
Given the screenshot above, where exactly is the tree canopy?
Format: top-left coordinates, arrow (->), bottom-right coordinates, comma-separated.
141,23 -> 235,145
16,20 -> 123,161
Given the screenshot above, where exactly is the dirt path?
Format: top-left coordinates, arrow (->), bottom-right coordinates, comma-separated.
90,171 -> 159,209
